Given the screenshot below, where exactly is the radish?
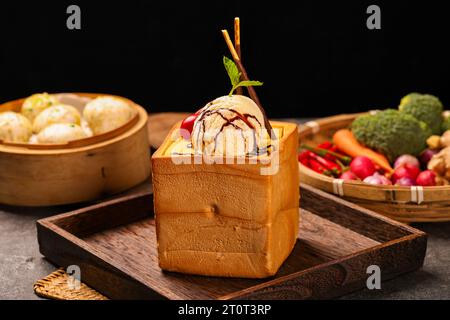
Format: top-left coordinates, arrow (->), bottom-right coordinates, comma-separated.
419,149 -> 438,167
416,170 -> 436,186
363,172 -> 392,185
340,171 -> 360,181
394,154 -> 420,169
350,156 -> 376,179
391,164 -> 421,183
395,177 -> 415,186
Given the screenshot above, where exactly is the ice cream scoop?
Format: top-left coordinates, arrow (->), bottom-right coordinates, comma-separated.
191,95 -> 272,156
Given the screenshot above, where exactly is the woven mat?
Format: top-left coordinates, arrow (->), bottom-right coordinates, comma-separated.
33,268 -> 108,300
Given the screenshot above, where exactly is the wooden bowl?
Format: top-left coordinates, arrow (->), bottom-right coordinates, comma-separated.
299,113 -> 450,223
0,93 -> 151,206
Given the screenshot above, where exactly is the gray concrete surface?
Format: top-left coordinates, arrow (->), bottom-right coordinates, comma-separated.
0,205 -> 71,299
0,183 -> 150,300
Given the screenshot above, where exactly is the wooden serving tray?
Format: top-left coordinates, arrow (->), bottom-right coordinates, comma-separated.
37,184 -> 427,300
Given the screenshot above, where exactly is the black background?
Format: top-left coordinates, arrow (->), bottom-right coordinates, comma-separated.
0,1 -> 448,118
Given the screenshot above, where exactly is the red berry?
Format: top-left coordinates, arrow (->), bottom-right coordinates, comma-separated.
180,114 -> 198,140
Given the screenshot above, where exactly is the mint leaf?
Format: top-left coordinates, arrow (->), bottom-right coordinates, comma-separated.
223,56 -> 264,96
229,80 -> 264,95
235,80 -> 264,88
223,56 -> 241,87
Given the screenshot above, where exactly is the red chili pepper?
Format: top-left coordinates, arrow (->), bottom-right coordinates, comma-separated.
328,145 -> 350,160
299,151 -> 313,168
298,151 -> 310,167
321,149 -> 337,161
304,150 -> 341,175
317,141 -> 334,150
317,142 -> 338,161
299,149 -> 342,177
308,151 -> 340,170
299,150 -> 329,175
301,145 -> 352,165
298,150 -> 310,162
330,145 -> 339,152
299,158 -> 310,167
308,159 -> 333,176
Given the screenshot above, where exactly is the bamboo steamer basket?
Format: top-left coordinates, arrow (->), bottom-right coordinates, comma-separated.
299,113 -> 450,223
0,93 -> 151,206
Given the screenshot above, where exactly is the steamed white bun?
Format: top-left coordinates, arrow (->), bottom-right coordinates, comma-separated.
33,104 -> 81,133
37,123 -> 87,144
21,93 -> 59,122
0,111 -> 32,143
83,96 -> 136,135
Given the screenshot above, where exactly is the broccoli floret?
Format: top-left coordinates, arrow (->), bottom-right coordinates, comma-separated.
399,93 -> 443,135
442,113 -> 450,132
351,109 -> 432,162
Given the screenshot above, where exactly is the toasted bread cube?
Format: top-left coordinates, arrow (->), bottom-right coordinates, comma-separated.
151,121 -> 299,278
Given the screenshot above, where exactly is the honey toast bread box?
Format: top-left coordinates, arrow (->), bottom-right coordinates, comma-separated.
151,120 -> 299,278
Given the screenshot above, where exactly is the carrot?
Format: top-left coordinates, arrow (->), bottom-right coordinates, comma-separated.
333,129 -> 393,173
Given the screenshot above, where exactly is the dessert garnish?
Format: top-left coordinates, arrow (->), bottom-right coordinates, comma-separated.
222,56 -> 263,96
180,114 -> 198,140
178,22 -> 277,157
179,56 -> 263,142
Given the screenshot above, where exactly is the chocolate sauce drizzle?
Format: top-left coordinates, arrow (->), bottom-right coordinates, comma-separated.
192,107 -> 272,156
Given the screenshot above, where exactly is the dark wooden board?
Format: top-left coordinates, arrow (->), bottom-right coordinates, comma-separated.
37,184 -> 427,300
